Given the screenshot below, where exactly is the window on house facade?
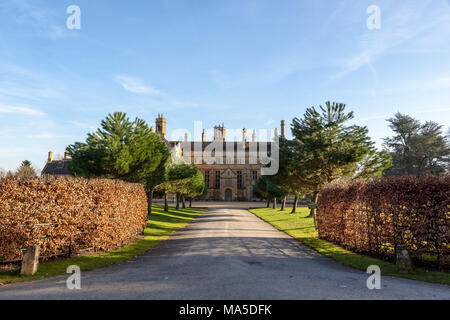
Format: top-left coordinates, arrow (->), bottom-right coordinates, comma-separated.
237,171 -> 243,189
215,171 -> 221,188
252,170 -> 258,181
204,171 -> 210,188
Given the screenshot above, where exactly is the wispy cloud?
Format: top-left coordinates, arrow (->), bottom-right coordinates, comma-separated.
335,1 -> 450,77
113,74 -> 205,110
68,120 -> 96,131
0,82 -> 63,101
115,75 -> 164,95
28,132 -> 75,140
0,63 -> 65,102
7,0 -> 66,39
378,75 -> 450,96
359,107 -> 450,122
0,104 -> 45,116
208,53 -> 308,90
0,147 -> 27,159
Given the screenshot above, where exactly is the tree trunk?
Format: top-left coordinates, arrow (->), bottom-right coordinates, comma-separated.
164,192 -> 169,212
267,199 -> 271,208
189,198 -> 192,208
272,198 -> 277,209
176,193 -> 180,210
307,191 -> 320,218
291,195 -> 298,214
281,196 -> 286,211
182,195 -> 186,209
148,190 -> 154,215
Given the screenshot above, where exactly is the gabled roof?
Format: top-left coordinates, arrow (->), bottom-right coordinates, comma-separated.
41,160 -> 72,176
221,168 -> 237,178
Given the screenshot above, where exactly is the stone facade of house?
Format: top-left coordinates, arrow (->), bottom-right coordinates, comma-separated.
42,114 -> 286,201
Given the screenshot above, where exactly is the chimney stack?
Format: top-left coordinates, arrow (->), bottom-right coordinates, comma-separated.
155,114 -> 167,139
202,129 -> 206,142
64,150 -> 70,160
252,130 -> 257,143
274,128 -> 279,137
48,151 -> 53,163
184,132 -> 189,142
214,124 -> 225,141
281,120 -> 286,138
221,123 -> 225,142
242,128 -> 247,142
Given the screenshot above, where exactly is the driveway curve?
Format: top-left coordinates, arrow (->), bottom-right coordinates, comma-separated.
0,204 -> 449,300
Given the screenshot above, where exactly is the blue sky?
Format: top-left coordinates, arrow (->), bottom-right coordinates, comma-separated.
1,0 -> 450,171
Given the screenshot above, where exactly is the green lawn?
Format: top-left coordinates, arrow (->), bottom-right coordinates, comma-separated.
249,207 -> 450,285
0,205 -> 205,285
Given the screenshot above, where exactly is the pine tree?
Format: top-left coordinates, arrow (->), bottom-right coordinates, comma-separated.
68,112 -> 170,213
15,160 -> 37,179
291,101 -> 390,218
383,113 -> 450,176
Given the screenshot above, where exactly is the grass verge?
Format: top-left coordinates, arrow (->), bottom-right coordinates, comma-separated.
249,207 -> 449,285
0,205 -> 205,285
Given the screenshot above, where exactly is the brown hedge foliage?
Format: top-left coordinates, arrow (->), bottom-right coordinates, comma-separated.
317,175 -> 450,267
0,178 -> 148,261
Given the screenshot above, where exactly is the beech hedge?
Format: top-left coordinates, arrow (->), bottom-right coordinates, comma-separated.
0,177 -> 148,261
317,175 -> 449,267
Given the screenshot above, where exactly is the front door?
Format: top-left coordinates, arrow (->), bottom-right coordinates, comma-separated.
225,189 -> 232,201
